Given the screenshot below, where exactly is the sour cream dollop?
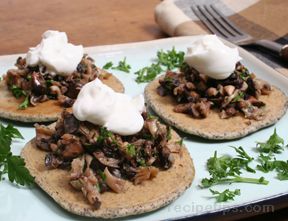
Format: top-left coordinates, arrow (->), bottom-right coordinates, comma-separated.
184,35 -> 242,80
26,30 -> 83,76
72,78 -> 145,136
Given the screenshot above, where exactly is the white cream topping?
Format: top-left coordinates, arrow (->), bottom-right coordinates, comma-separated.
26,30 -> 83,76
184,35 -> 242,80
72,78 -> 145,136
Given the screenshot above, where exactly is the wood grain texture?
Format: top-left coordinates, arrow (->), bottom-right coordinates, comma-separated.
0,0 -> 167,55
0,0 -> 287,220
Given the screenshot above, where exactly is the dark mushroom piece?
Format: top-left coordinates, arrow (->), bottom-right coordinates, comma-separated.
93,151 -> 120,168
104,167 -> 125,193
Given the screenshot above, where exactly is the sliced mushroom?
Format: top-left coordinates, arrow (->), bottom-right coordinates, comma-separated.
45,153 -> 63,169
224,85 -> 235,96
70,156 -> 85,179
60,134 -> 84,159
133,167 -> 159,185
206,87 -> 218,97
81,176 -> 101,209
93,151 -> 120,168
145,118 -> 158,137
104,167 -> 125,193
35,123 -> 55,151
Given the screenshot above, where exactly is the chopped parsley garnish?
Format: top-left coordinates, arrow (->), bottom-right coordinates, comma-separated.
274,160 -> 288,180
0,123 -> 34,186
166,126 -> 172,140
135,63 -> 162,83
101,47 -> 186,83
102,61 -> 114,70
9,85 -> 30,109
255,130 -> 288,180
232,91 -> 244,103
10,85 -> 26,99
126,144 -> 136,157
112,57 -> 131,73
102,58 -> 131,73
97,170 -> 107,181
256,153 -> 276,173
256,129 -> 284,154
18,96 -> 29,109
135,47 -> 185,83
157,47 -> 185,70
201,148 -> 268,188
210,188 -> 241,202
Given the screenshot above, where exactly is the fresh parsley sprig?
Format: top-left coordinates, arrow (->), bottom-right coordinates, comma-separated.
0,123 -> 34,186
135,63 -> 162,83
210,188 -> 241,202
201,148 -> 268,188
255,129 -> 288,180
157,47 -> 185,70
256,129 -> 284,154
10,85 -> 30,109
103,57 -> 131,73
135,47 -> 185,83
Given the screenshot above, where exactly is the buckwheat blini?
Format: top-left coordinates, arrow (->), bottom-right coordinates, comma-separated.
0,30 -> 124,122
145,36 -> 288,139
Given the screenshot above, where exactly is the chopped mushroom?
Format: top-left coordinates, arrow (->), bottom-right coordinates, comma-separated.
157,62 -> 271,120
59,134 -> 84,159
93,151 -> 120,168
35,110 -> 179,209
104,167 -> 125,193
5,55 -> 100,108
35,124 -> 55,151
133,167 -> 159,185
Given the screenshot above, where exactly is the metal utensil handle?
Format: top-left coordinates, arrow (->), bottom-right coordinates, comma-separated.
254,40 -> 288,63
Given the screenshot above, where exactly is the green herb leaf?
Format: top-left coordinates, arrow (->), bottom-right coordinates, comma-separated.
232,91 -> 244,103
135,63 -> 162,83
256,129 -> 284,154
157,47 -> 185,70
256,153 -> 276,173
97,170 -> 107,181
126,144 -> 136,157
102,61 -> 114,70
18,95 -> 29,109
10,85 -> 26,99
274,160 -> 288,180
0,123 -> 34,186
112,57 -> 131,73
201,149 -> 267,188
7,155 -> 34,186
210,188 -> 241,202
134,47 -> 185,83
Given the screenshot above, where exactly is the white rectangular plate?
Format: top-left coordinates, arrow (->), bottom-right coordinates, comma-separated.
0,36 -> 288,221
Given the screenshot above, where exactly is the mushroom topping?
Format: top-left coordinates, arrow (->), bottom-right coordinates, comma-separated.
104,167 -> 125,193
31,72 -> 47,95
70,156 -> 85,179
93,151 -> 120,168
133,167 -> 159,185
45,153 -> 63,169
35,110 -> 181,209
224,85 -> 235,96
145,118 -> 158,138
35,124 -> 55,151
206,87 -> 218,97
157,62 -> 271,120
4,55 -> 100,108
59,134 -> 84,159
81,176 -> 101,209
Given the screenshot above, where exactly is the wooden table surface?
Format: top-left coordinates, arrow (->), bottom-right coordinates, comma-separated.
0,0 -> 287,220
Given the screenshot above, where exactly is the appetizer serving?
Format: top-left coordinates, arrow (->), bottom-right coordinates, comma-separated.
21,79 -> 194,218
145,35 -> 288,139
0,30 -> 124,122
